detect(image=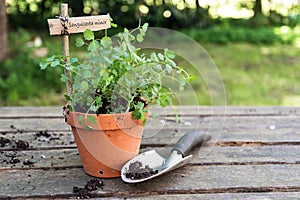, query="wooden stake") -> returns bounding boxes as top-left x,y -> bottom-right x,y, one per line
61,3 -> 73,96
47,3 -> 110,96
